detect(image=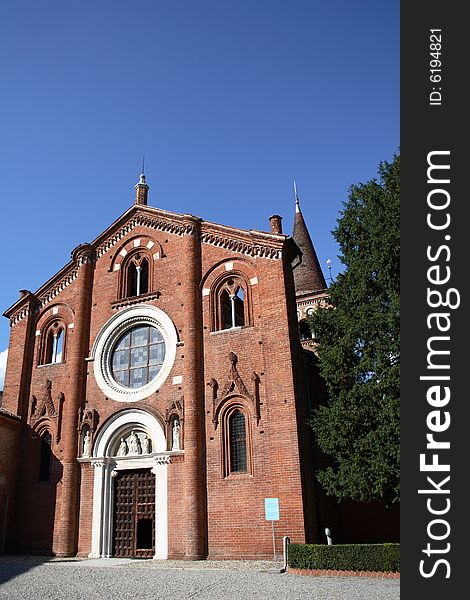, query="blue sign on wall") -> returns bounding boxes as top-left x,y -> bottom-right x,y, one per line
265,497 -> 280,521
